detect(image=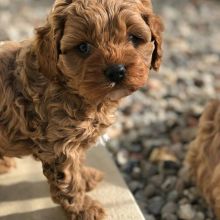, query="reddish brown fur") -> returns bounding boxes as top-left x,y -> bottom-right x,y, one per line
187,100 -> 220,219
0,0 -> 163,219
